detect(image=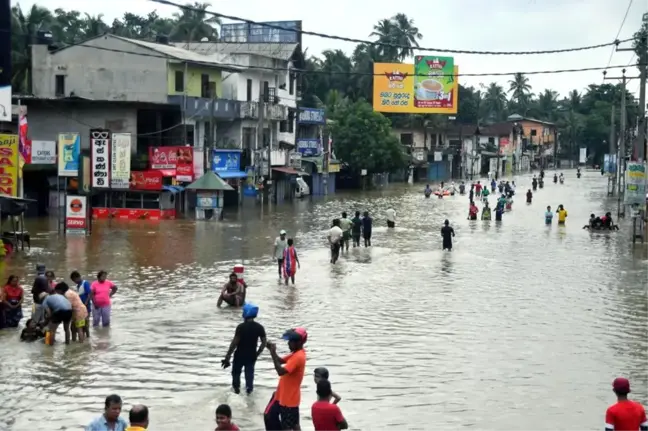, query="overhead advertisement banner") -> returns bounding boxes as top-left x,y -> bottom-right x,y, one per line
111,133 -> 131,189
373,58 -> 458,114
